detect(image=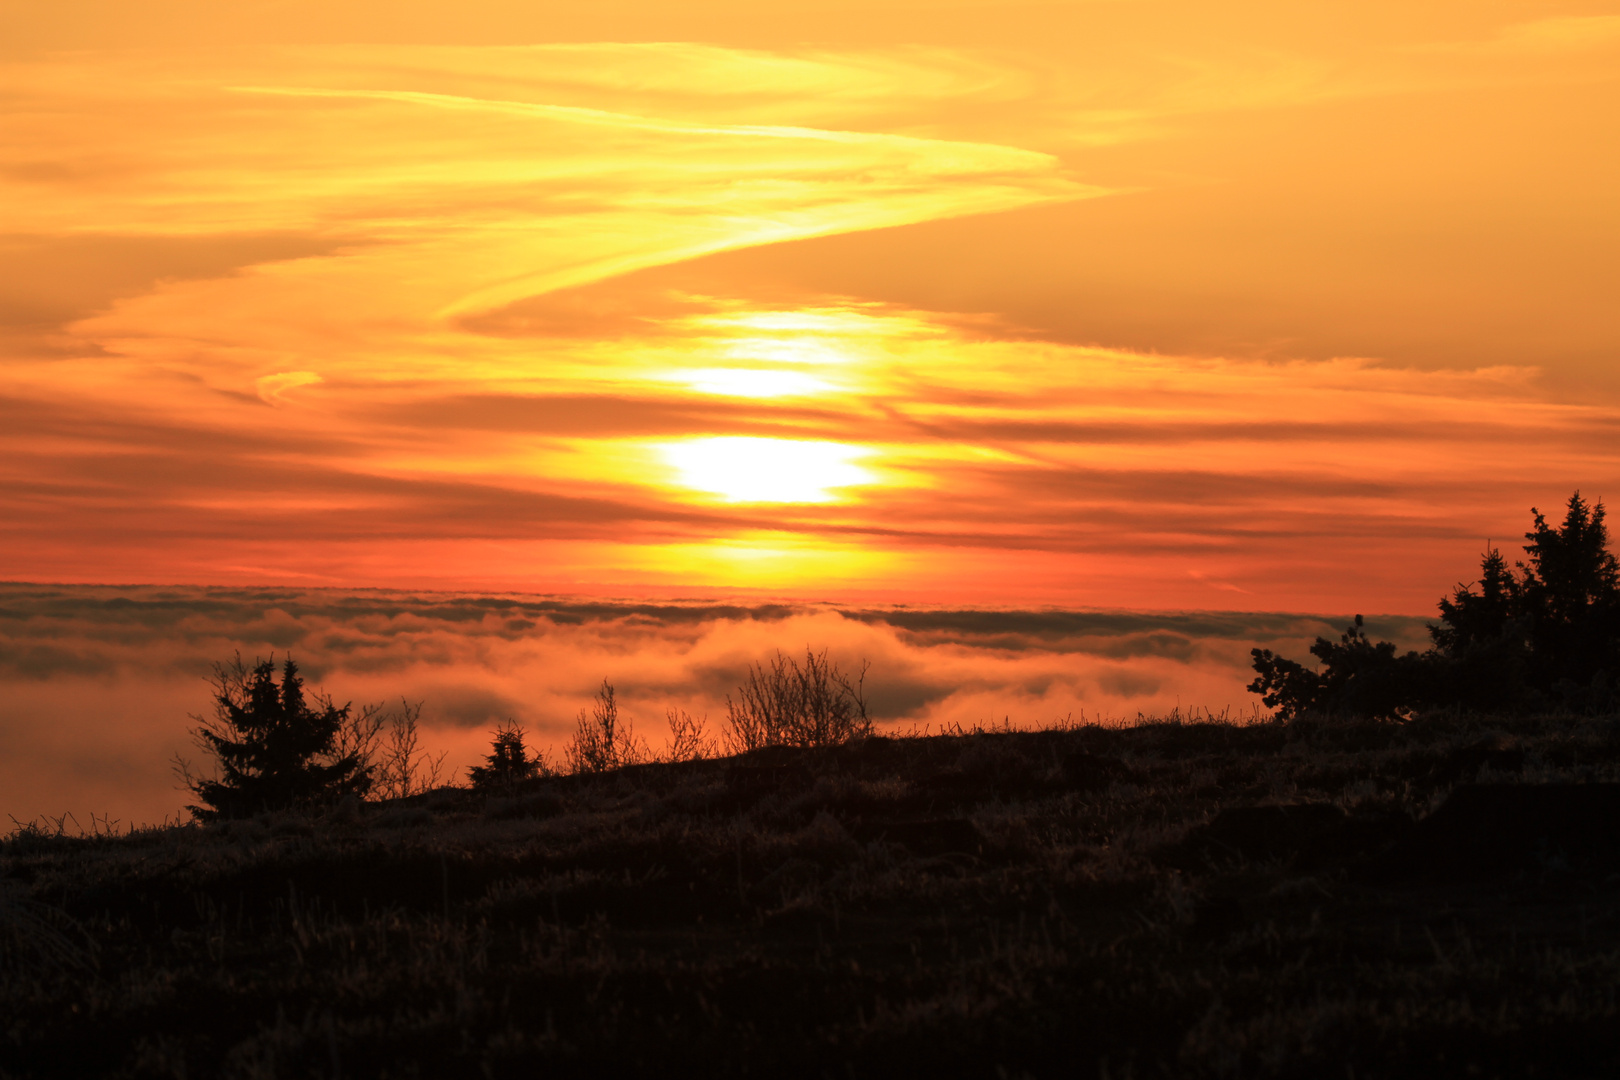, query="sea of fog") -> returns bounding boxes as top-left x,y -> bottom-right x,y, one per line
0,583 -> 1434,827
